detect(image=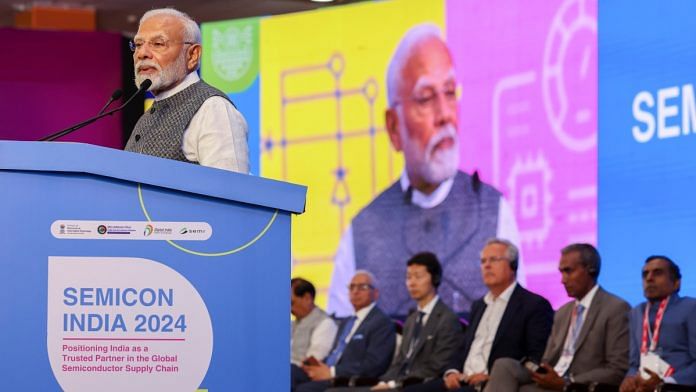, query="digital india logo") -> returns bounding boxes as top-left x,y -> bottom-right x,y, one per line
144,224 -> 154,237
